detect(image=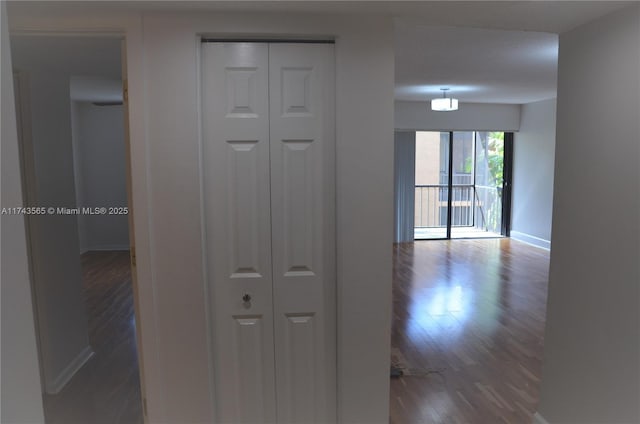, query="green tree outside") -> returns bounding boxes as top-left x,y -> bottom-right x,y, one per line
486,131 -> 504,187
